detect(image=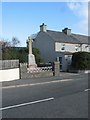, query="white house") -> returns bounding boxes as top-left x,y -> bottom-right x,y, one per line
31,23 -> 90,71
